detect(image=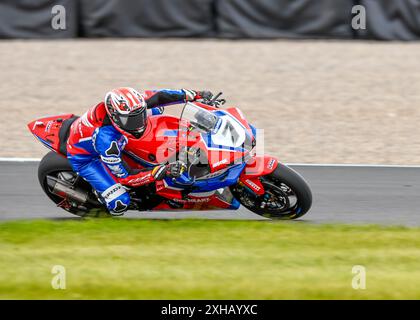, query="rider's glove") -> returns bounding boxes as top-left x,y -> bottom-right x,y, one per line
183,89 -> 213,102
152,161 -> 187,181
196,91 -> 213,101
